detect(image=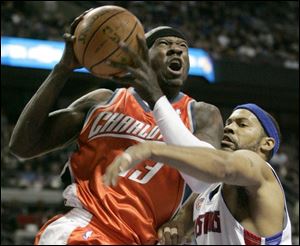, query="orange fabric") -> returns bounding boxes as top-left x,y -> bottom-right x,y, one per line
39,88 -> 195,244
66,215 -> 144,245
